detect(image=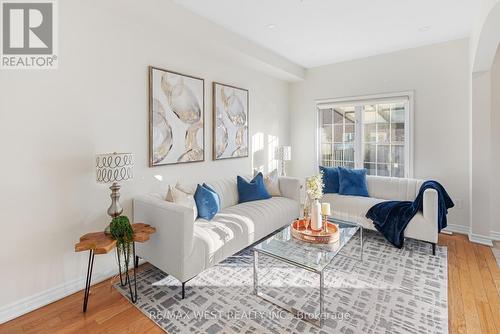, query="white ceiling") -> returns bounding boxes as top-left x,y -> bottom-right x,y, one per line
175,0 -> 479,68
